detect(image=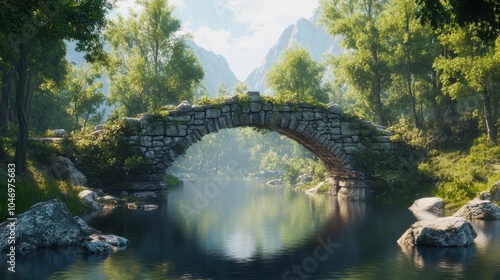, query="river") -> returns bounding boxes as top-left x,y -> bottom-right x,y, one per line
2,179 -> 500,279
